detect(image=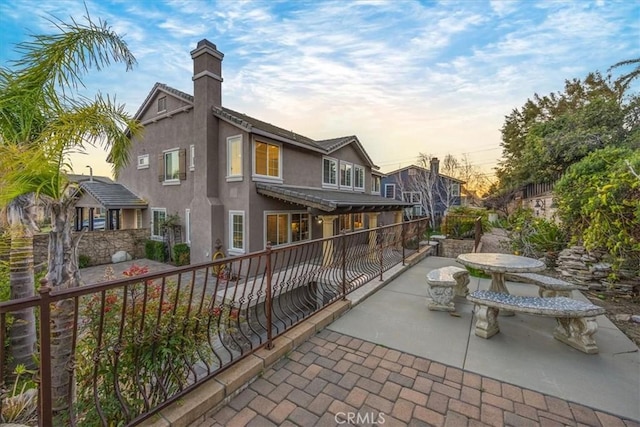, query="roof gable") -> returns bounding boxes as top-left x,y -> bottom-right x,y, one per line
133,82 -> 194,121
384,165 -> 464,184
